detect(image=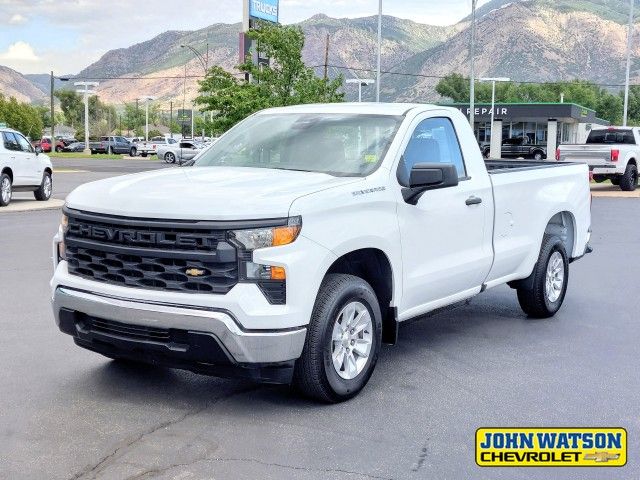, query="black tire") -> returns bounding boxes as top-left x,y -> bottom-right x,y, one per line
517,235 -> 569,319
292,274 -> 382,403
164,152 -> 176,164
141,152 -> 147,157
532,150 -> 545,161
55,146 -> 63,153
611,177 -> 620,186
107,146 -> 113,155
0,173 -> 12,207
34,172 -> 52,201
130,147 -> 137,157
619,163 -> 638,191
592,174 -> 606,183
